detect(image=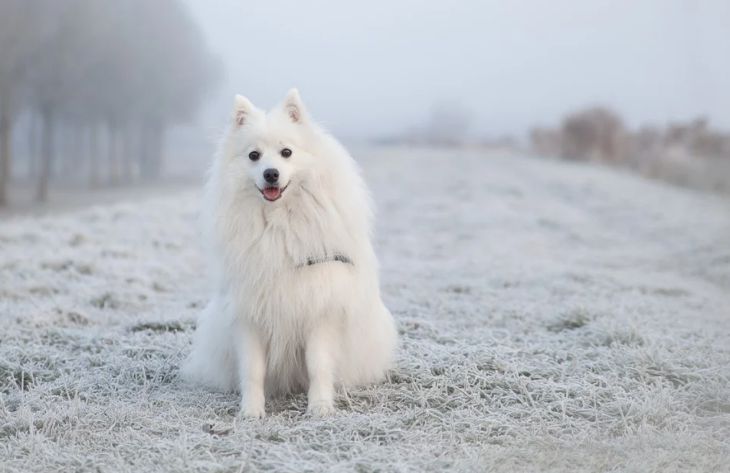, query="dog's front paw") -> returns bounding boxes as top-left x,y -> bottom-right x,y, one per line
239,399 -> 266,419
307,399 -> 336,417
